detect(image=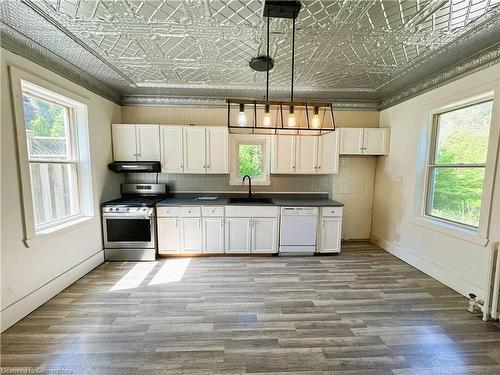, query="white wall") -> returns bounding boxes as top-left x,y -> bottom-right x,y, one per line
372,62 -> 500,299
1,49 -> 122,331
